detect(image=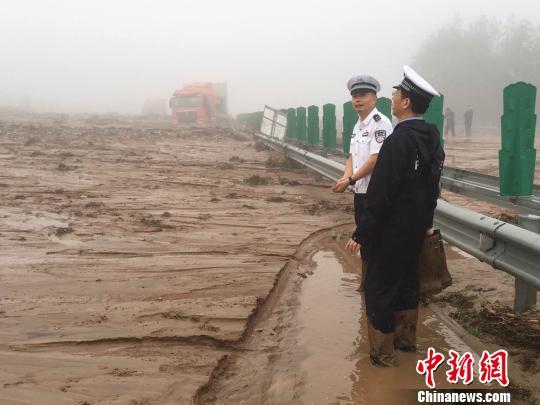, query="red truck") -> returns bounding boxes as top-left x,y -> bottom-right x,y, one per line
169,82 -> 227,124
